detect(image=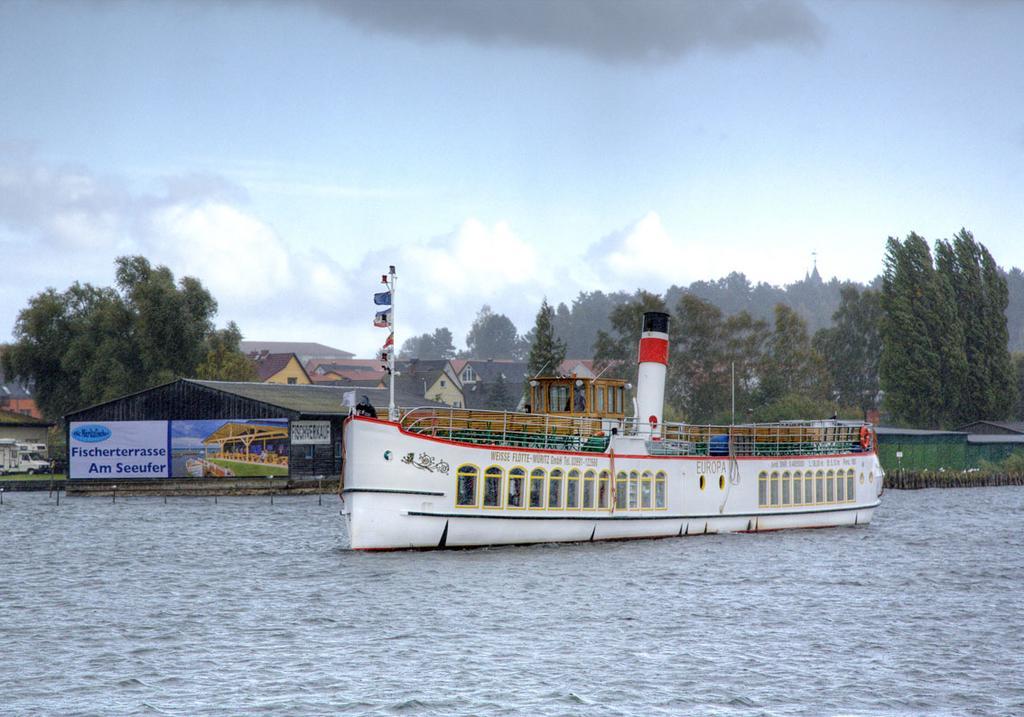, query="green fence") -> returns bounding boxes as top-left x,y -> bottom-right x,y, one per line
877,432 -> 1024,472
